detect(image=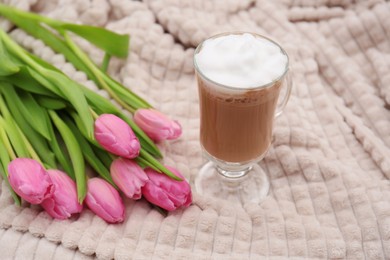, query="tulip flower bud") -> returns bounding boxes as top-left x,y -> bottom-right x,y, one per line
110,158 -> 149,200
142,166 -> 192,211
94,114 -> 140,159
8,158 -> 53,204
134,109 -> 182,142
40,170 -> 83,219
85,178 -> 125,223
